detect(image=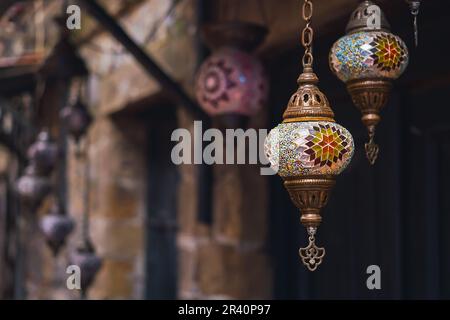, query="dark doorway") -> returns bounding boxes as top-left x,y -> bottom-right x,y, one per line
145,105 -> 179,299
